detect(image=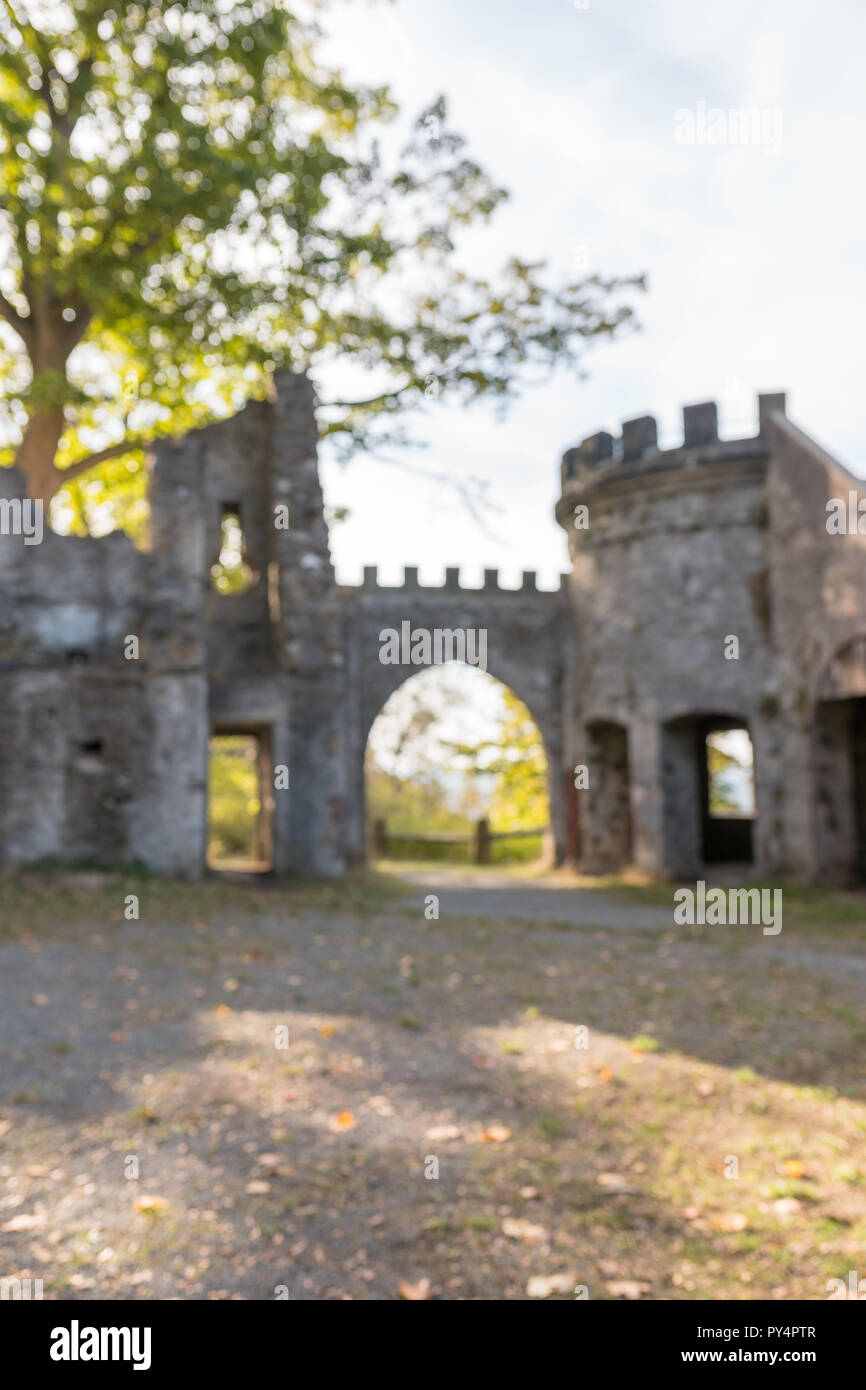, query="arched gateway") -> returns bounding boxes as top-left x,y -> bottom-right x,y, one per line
342,566 -> 575,865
